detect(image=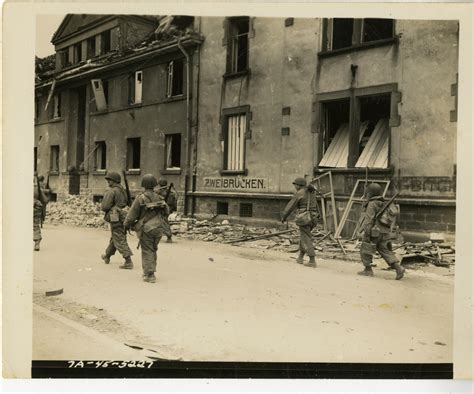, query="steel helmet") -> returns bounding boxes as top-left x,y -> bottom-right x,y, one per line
158,178 -> 168,187
105,171 -> 121,184
292,177 -> 307,187
367,183 -> 382,197
142,174 -> 158,189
